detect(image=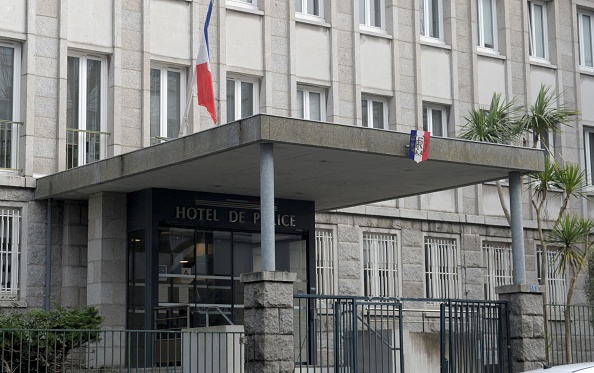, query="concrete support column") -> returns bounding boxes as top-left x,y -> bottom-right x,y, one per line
87,192 -> 127,329
260,143 -> 275,271
496,285 -> 546,372
509,171 -> 526,285
241,271 -> 296,373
